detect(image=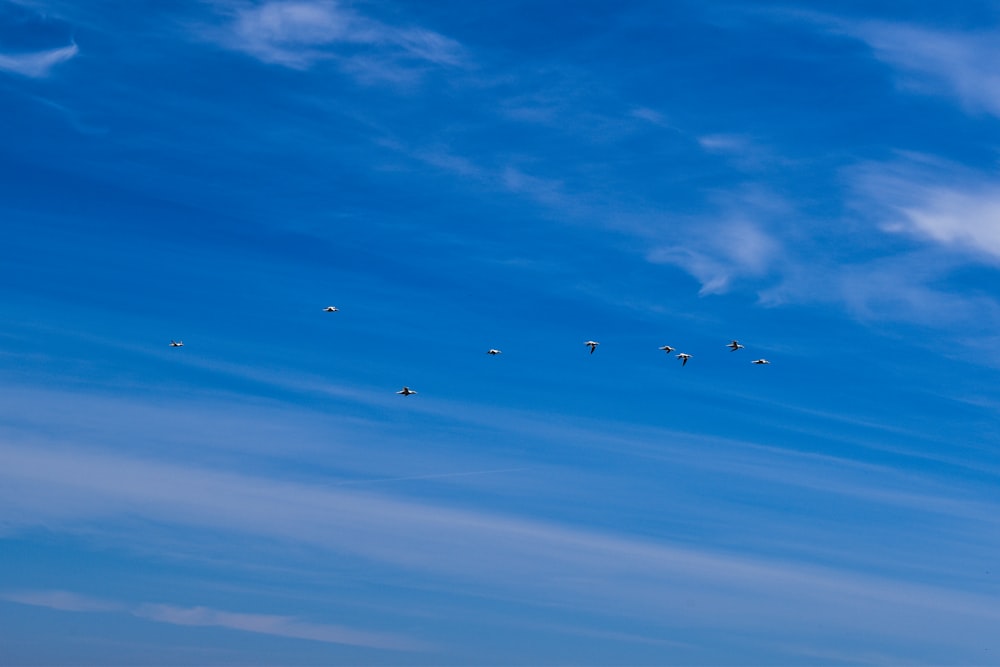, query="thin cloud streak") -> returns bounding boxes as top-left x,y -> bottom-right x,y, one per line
759,10 -> 1000,118
1,589 -> 122,613
758,251 -> 1000,330
744,154 -> 1000,337
2,590 -> 424,651
0,43 -> 78,77
845,20 -> 1000,117
328,467 -> 531,487
647,155 -> 1000,337
2,441 -> 998,644
647,218 -> 782,295
205,0 -> 463,74
134,603 -> 427,651
4,370 -> 993,510
853,155 -> 1000,262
